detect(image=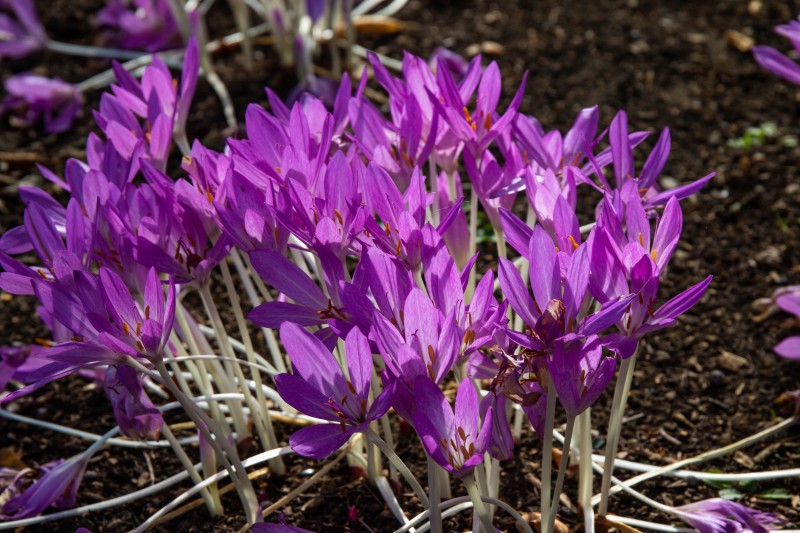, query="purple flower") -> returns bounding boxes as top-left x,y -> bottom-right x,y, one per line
1,455 -> 89,519
274,323 -> 395,459
412,376 -> 493,477
590,194 -> 713,357
1,74 -> 82,134
672,498 -> 783,533
498,224 -> 633,353
95,0 -> 184,52
774,286 -> 800,359
371,287 -> 460,420
104,364 -> 163,440
754,17 -> 800,85
548,336 -> 616,418
91,267 -> 176,361
0,0 -> 46,59
598,110 -> 714,207
429,47 -> 470,80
